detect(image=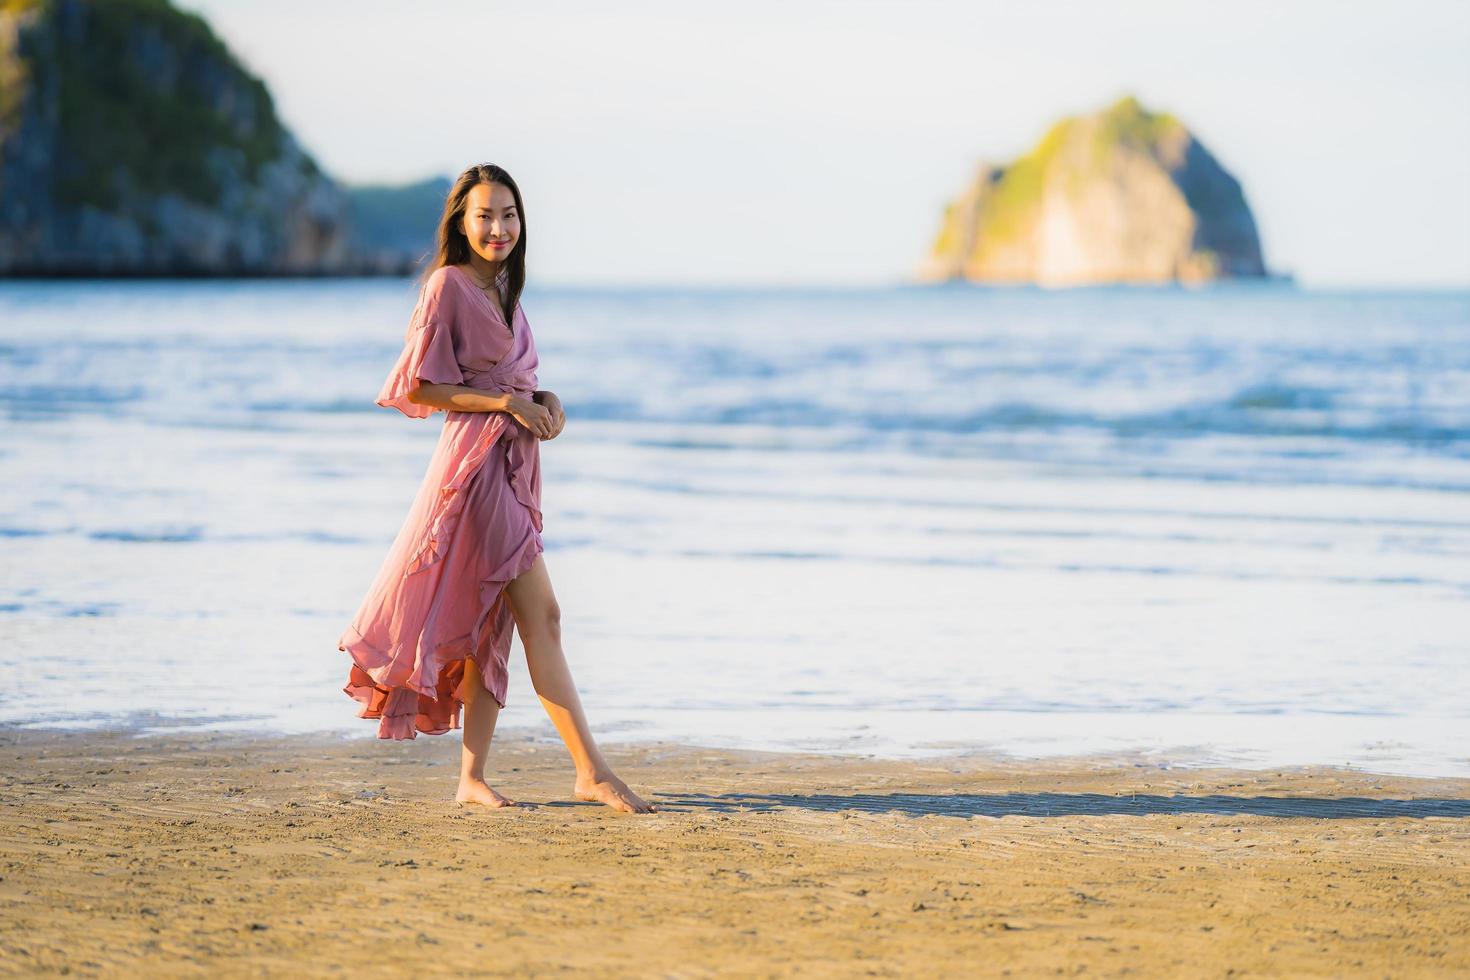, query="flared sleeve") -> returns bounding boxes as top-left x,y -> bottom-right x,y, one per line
375,269 -> 465,419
